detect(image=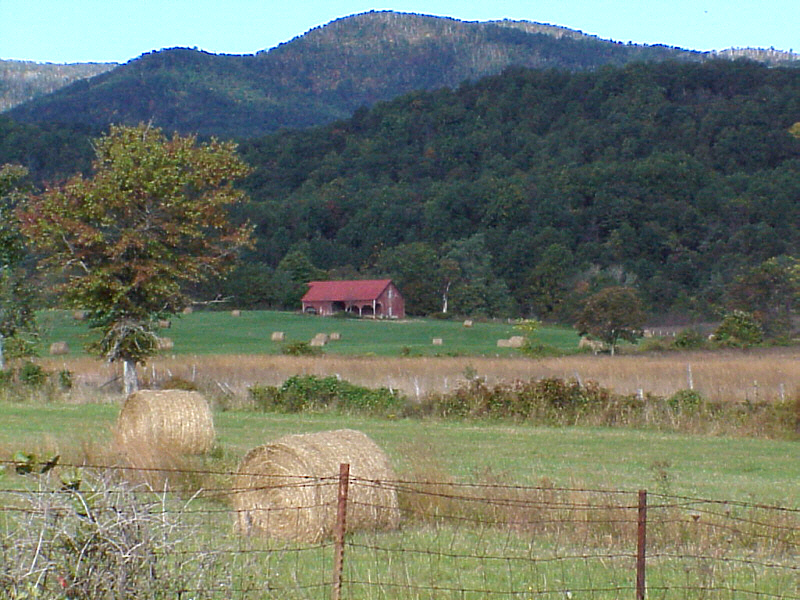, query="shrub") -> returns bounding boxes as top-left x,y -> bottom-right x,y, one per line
0,471 -> 207,599
248,375 -> 404,415
160,375 -> 199,391
667,389 -> 704,413
281,340 -> 322,356
714,310 -> 763,347
18,362 -> 46,386
673,328 -> 706,350
58,369 -> 73,390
